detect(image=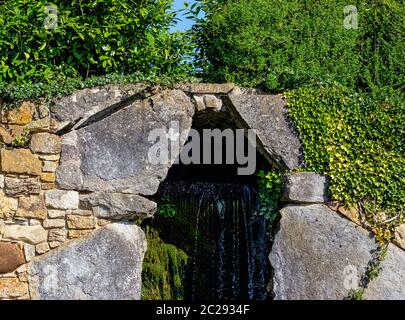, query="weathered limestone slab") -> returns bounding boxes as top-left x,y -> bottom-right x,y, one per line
50,84 -> 148,132
28,222 -> 147,300
178,83 -> 235,94
47,210 -> 66,219
193,94 -> 224,112
1,101 -> 35,125
42,219 -> 65,229
224,93 -> 302,169
27,117 -> 51,133
3,225 -> 47,245
47,229 -> 67,243
66,215 -> 96,230
4,176 -> 40,196
56,89 -> 194,195
0,243 -> 25,274
0,192 -> 18,219
40,172 -> 56,183
44,190 -> 79,210
269,204 -> 378,300
1,149 -> 42,176
38,154 -> 59,161
71,210 -> 92,216
0,278 -> 29,299
35,243 -> 50,255
0,126 -> 13,144
68,229 -> 92,239
24,244 -> 36,263
394,224 -> 405,251
29,133 -> 61,154
282,172 -> 328,203
15,195 -> 47,220
42,161 -> 58,173
80,192 -> 156,219
365,244 -> 405,300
